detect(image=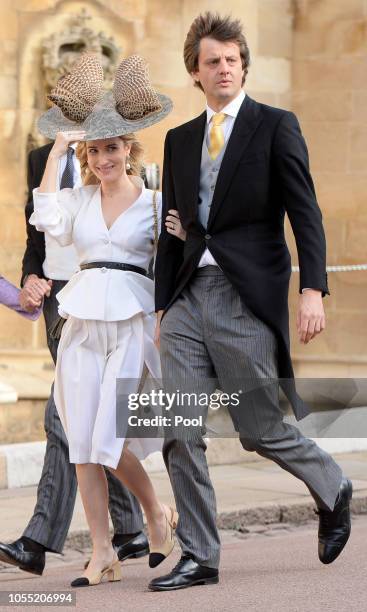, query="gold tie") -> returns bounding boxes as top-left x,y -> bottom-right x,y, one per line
208,112 -> 226,160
